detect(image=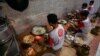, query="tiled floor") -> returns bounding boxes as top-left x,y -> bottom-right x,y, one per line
60,46 -> 76,56
89,17 -> 100,56
89,34 -> 100,56
95,42 -> 100,56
